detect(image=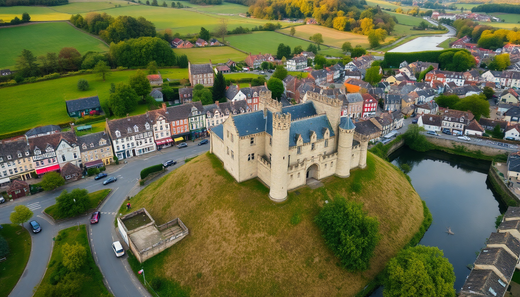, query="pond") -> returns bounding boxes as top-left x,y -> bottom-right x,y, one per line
369,147 -> 506,296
